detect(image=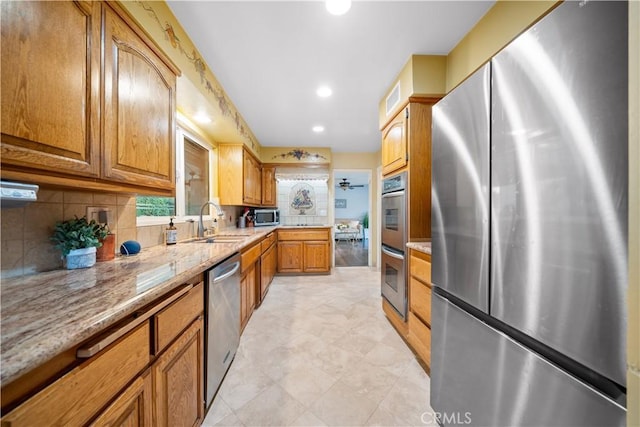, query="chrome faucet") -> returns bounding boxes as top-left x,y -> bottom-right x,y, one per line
198,201 -> 225,238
